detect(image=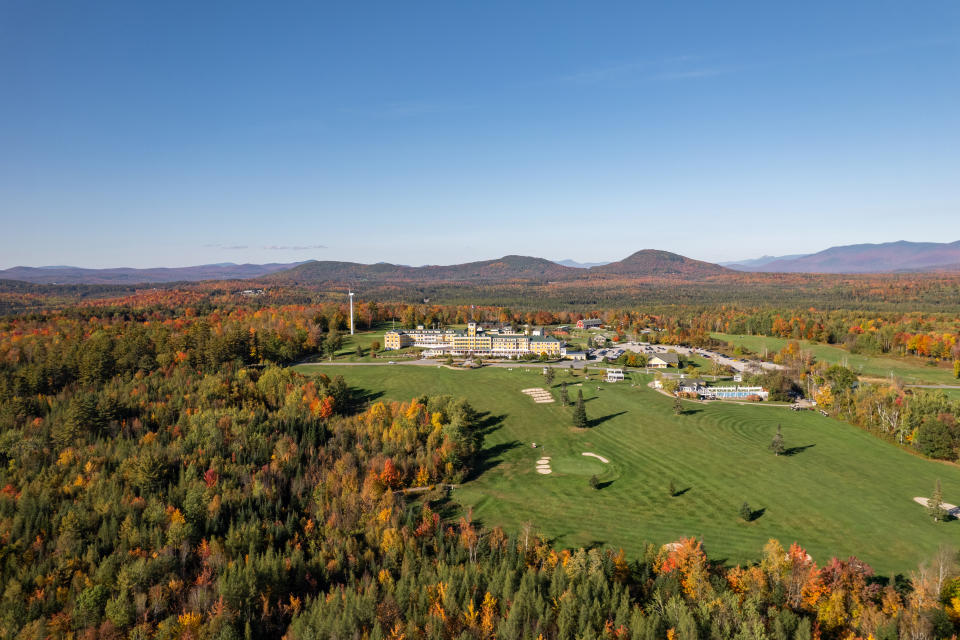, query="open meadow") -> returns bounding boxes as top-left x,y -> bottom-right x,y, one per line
713,332 -> 960,386
294,363 -> 960,575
